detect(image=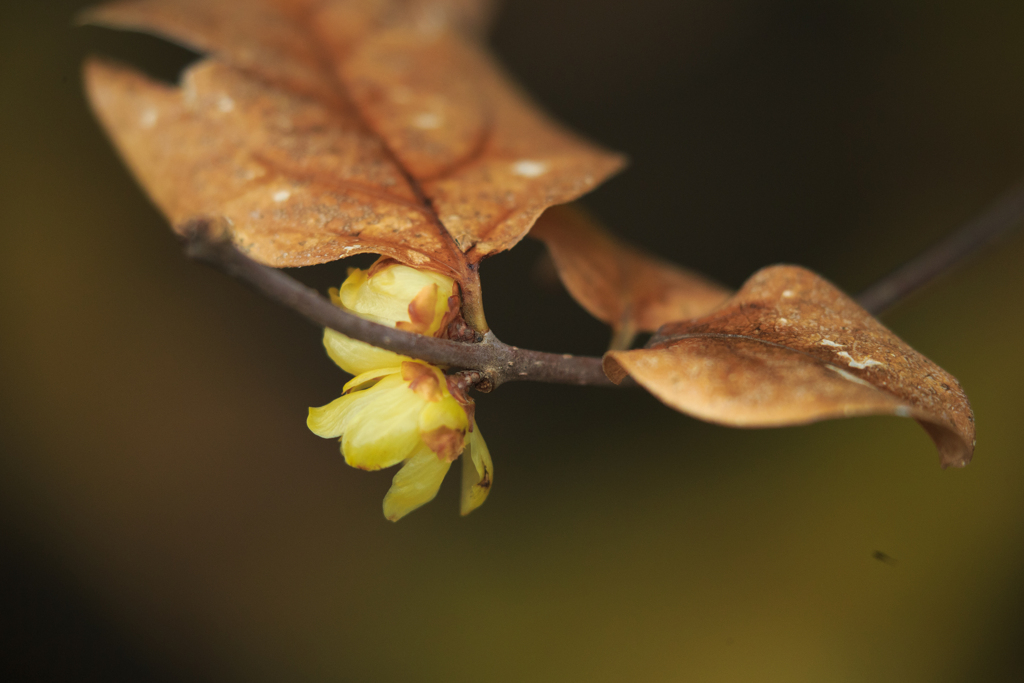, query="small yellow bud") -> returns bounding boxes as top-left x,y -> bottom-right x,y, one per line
323,261 -> 457,375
